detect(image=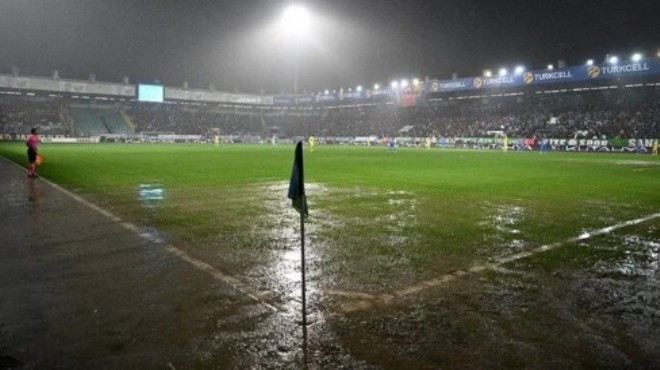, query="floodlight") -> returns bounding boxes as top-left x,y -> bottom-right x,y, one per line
401,79 -> 409,88
631,53 -> 642,62
547,64 -> 554,70
324,89 -> 329,95
281,5 -> 311,36
356,85 -> 363,92
348,88 -> 352,92
586,59 -> 594,66
413,78 -> 420,86
391,81 -> 399,89
657,50 -> 660,58
499,68 -> 508,76
514,66 -> 525,75
374,83 -> 380,90
483,70 -> 492,77
608,56 -> 618,64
